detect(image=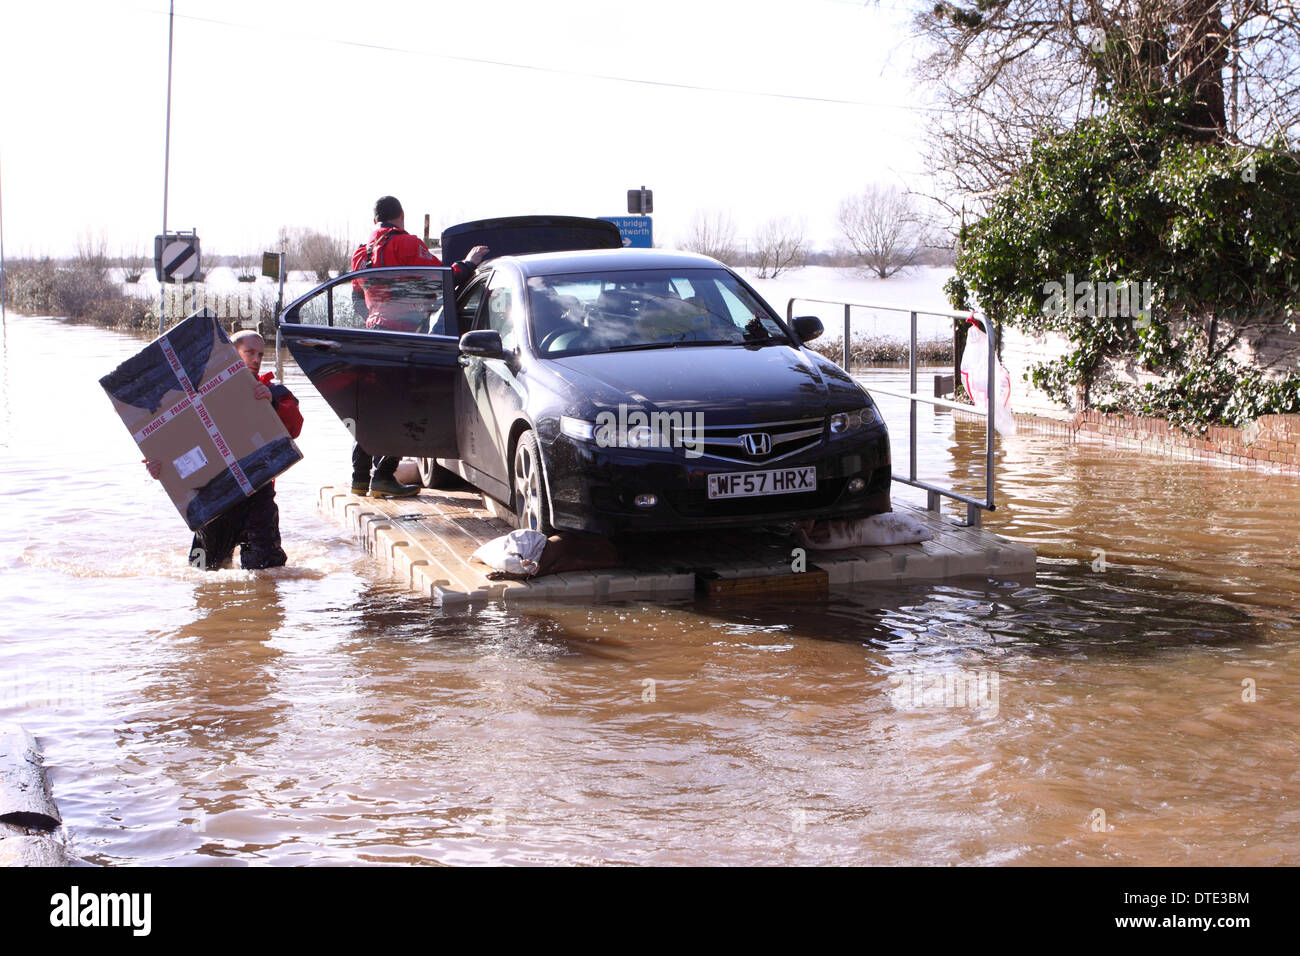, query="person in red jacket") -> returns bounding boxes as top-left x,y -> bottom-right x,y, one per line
348,195 -> 487,497
144,330 -> 303,570
350,195 -> 488,331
